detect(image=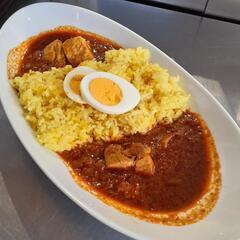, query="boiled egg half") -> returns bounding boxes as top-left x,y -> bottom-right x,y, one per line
80,72 -> 140,114
63,66 -> 96,104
